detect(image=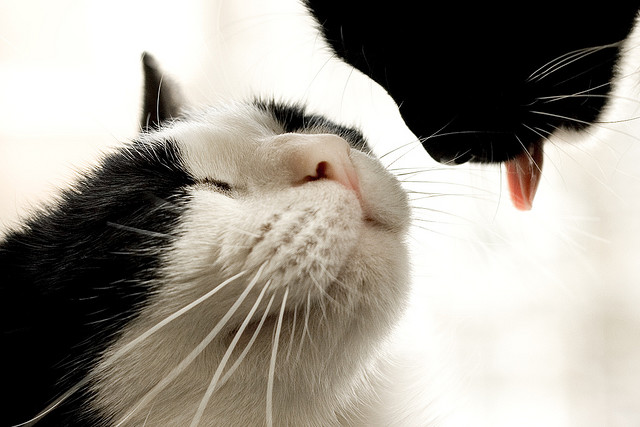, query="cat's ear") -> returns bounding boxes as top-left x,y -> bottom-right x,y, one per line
140,52 -> 183,131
